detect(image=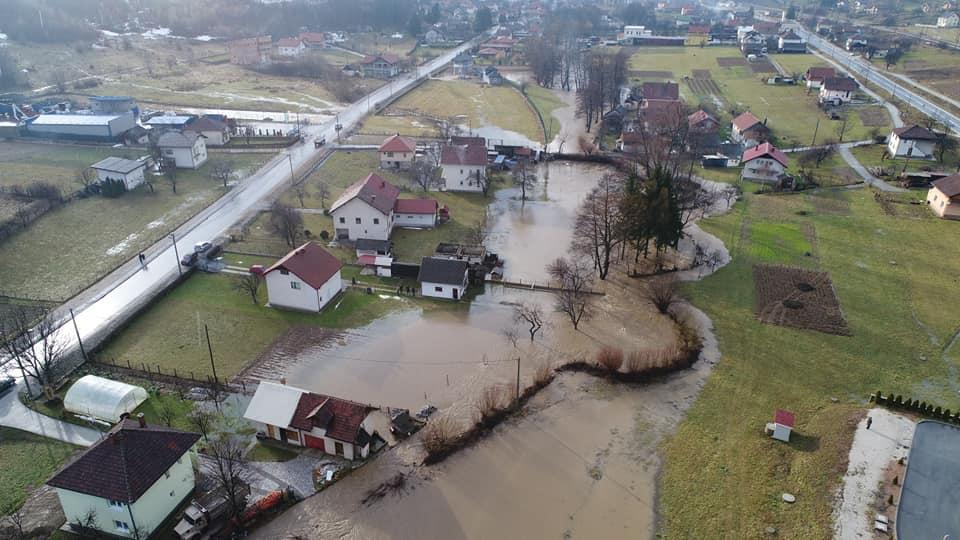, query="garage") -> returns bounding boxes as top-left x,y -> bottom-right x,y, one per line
304,434 -> 326,451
